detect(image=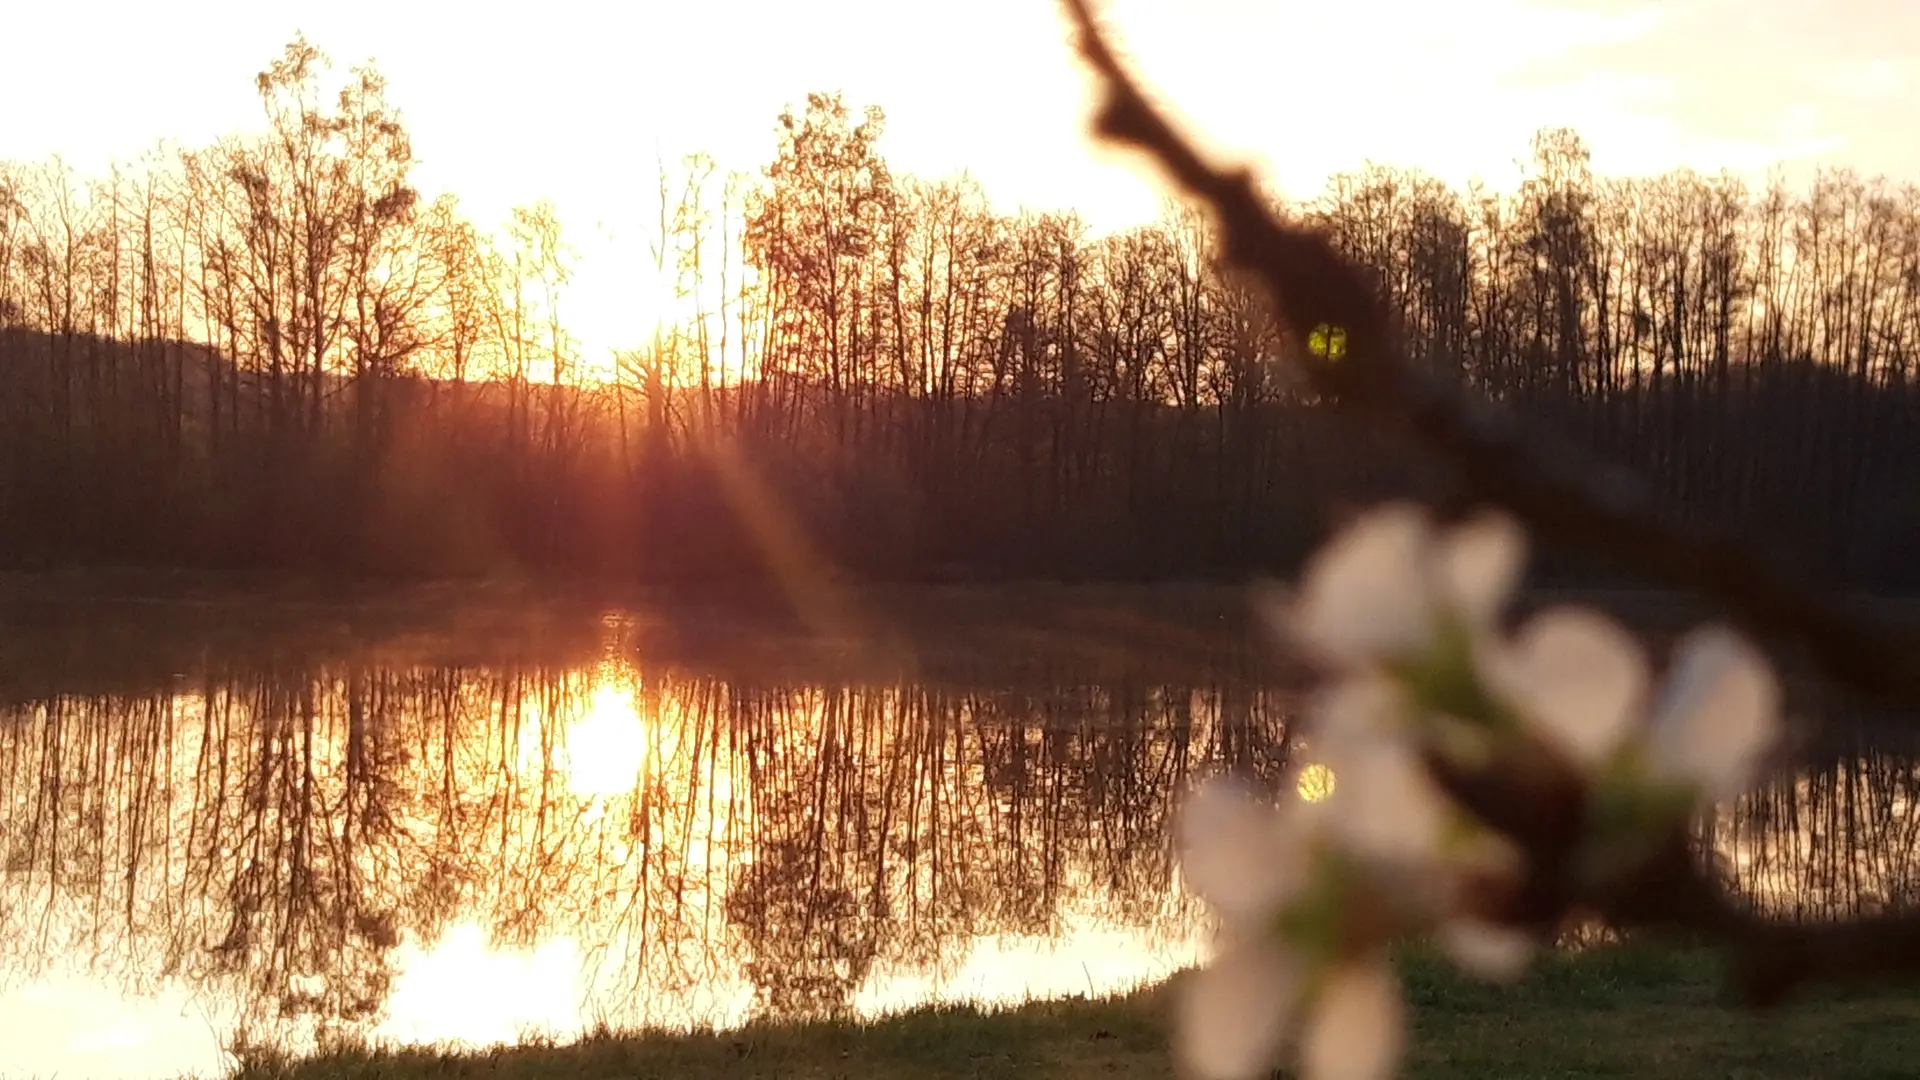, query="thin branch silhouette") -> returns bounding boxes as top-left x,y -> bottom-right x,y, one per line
1057,0 -> 1920,718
